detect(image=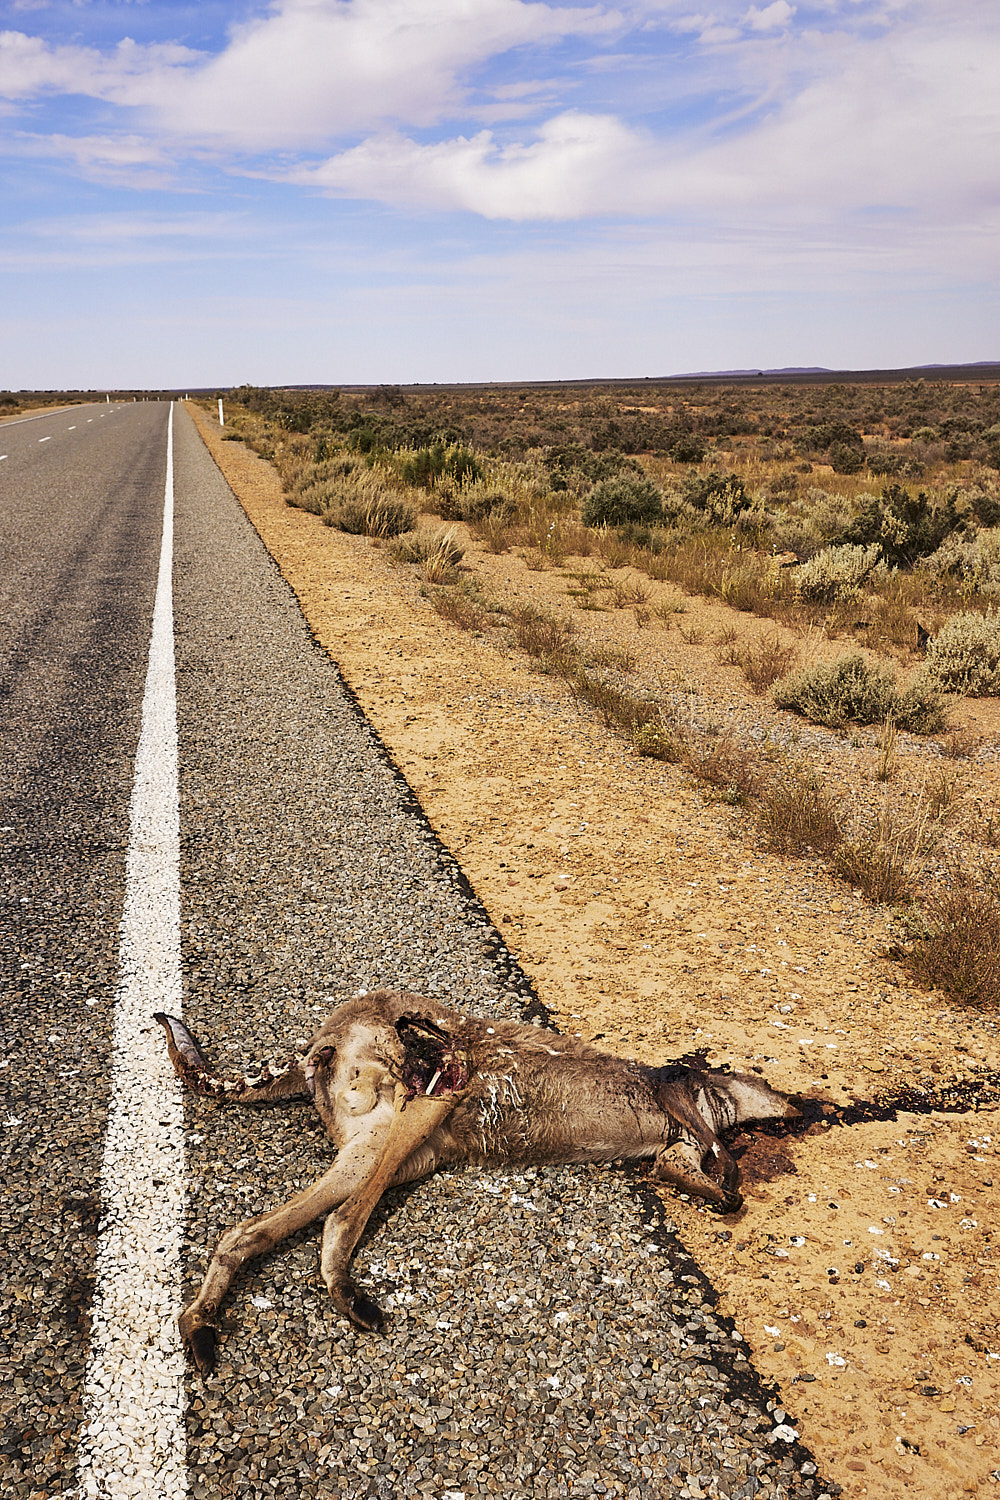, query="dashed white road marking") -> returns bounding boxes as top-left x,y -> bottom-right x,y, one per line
69,425 -> 77,430
39,435 -> 52,443
0,404 -> 76,428
78,404 -> 188,1500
